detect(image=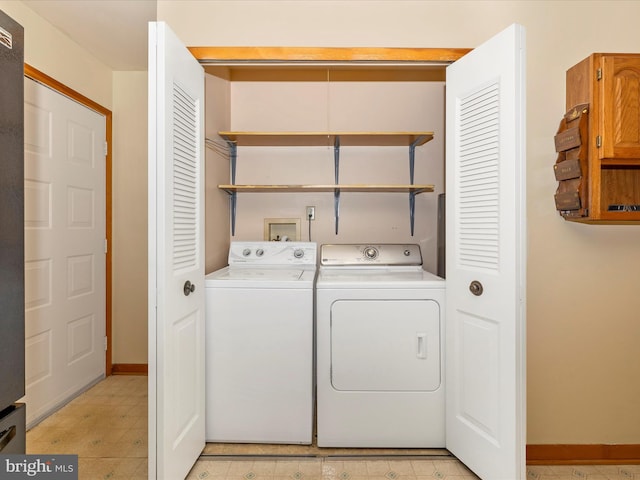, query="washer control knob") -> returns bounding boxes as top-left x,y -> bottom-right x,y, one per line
364,247 -> 378,260
404,249 -> 411,256
293,249 -> 304,259
242,248 -> 251,257
256,249 -> 264,257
